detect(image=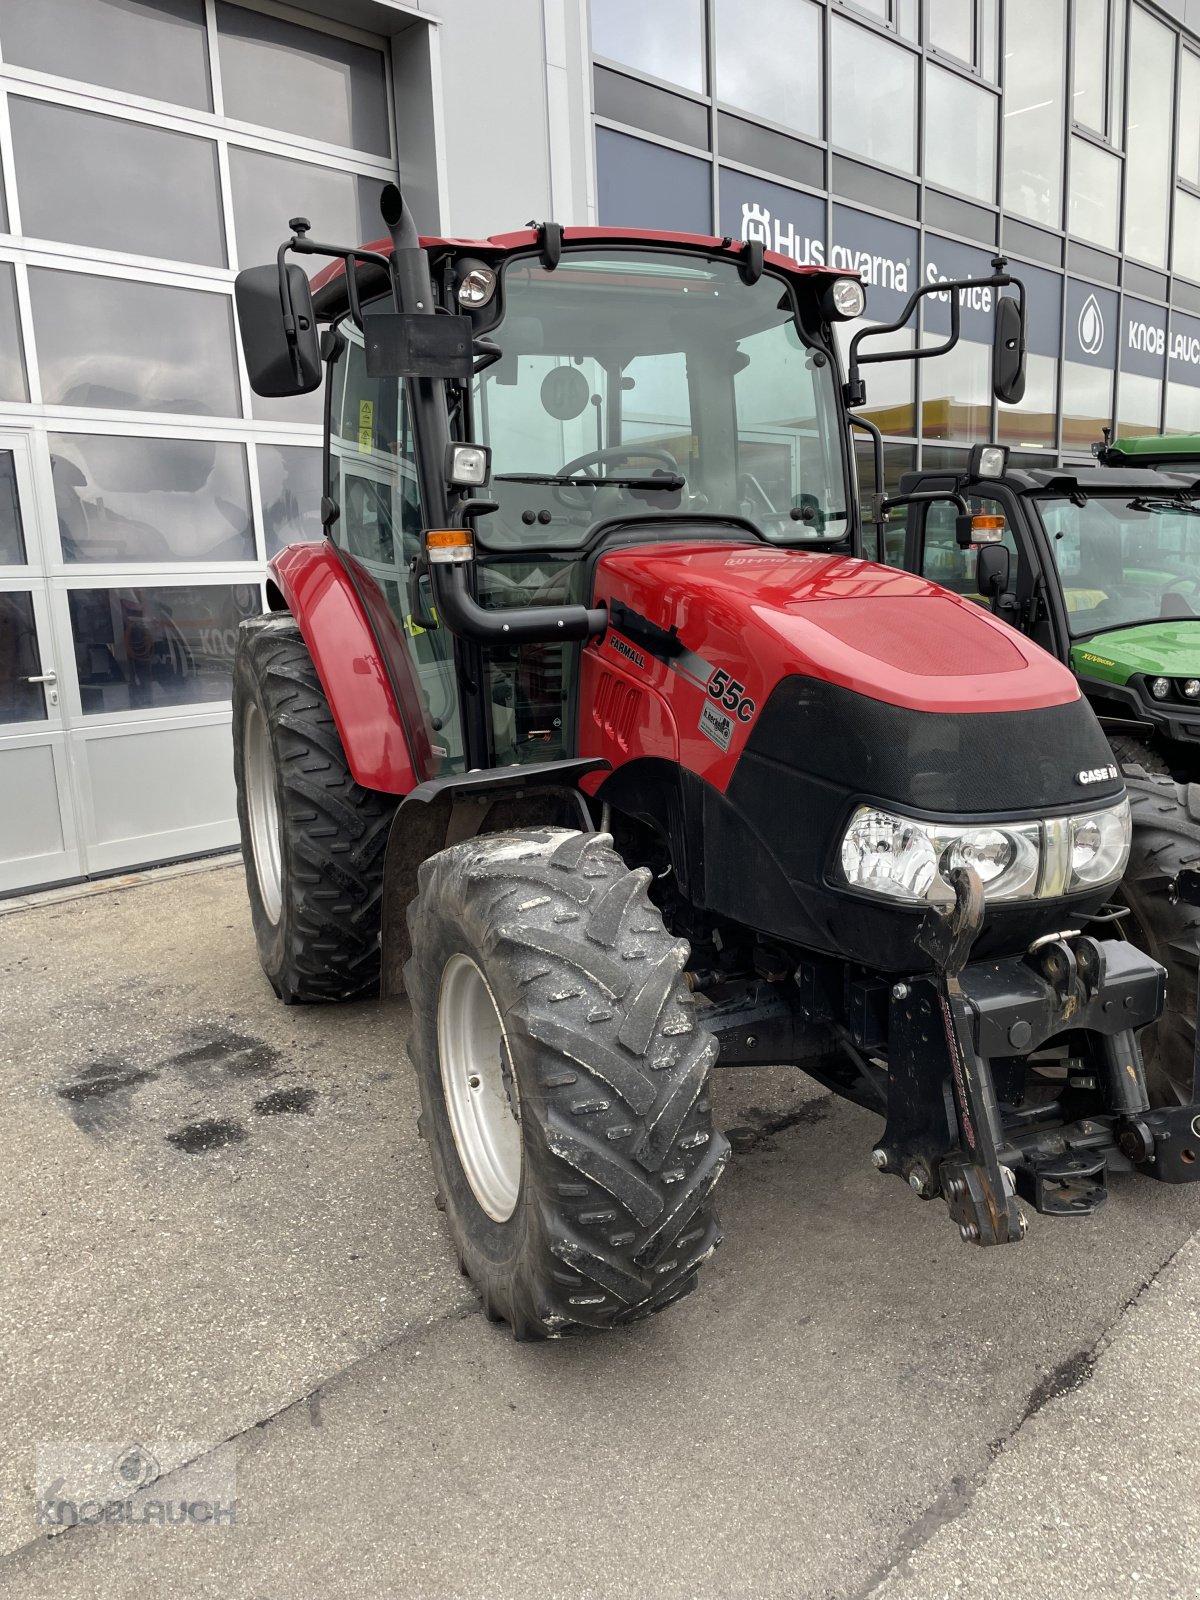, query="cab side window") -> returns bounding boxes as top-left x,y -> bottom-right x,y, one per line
922,496 -> 1017,604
